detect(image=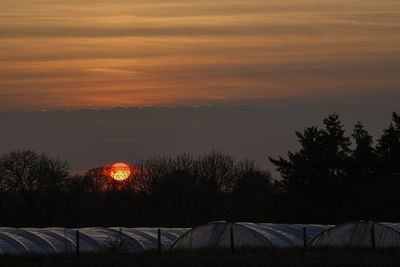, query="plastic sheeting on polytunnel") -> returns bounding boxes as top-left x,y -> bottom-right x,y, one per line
0,227 -> 189,254
170,221 -> 331,250
309,221 -> 400,248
